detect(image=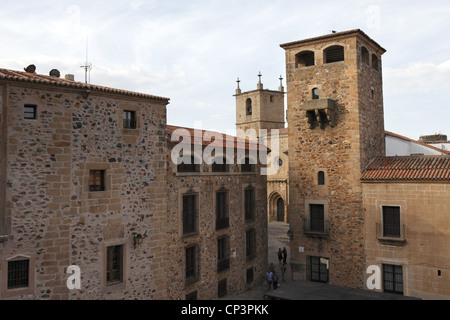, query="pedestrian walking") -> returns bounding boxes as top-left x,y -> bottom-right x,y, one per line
282,247 -> 287,265
277,248 -> 283,264
272,271 -> 278,290
265,269 -> 273,290
281,263 -> 286,281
